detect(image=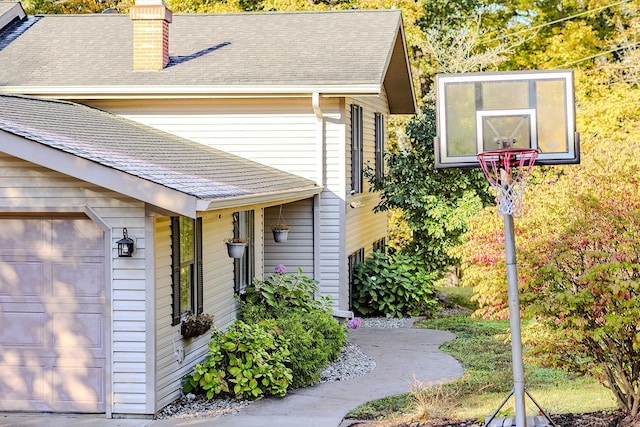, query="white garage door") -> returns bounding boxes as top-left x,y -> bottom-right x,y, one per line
0,216 -> 106,413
